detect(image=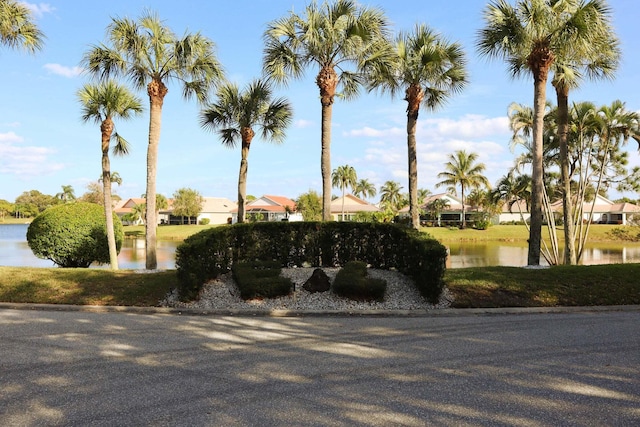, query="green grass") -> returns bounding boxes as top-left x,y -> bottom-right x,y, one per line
124,224 -> 220,240
445,263 -> 640,308
0,267 -> 177,306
